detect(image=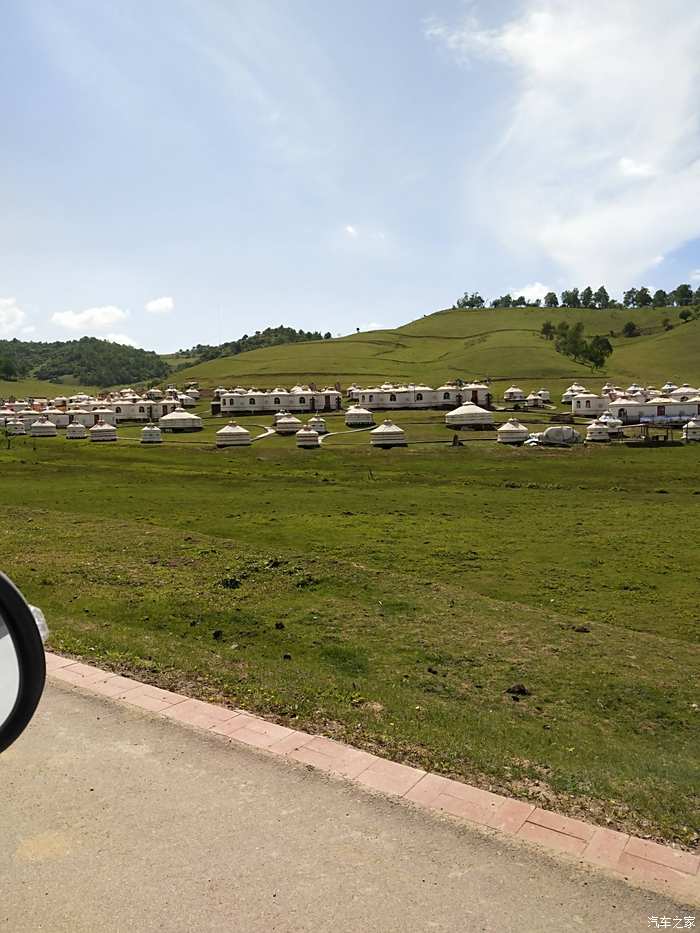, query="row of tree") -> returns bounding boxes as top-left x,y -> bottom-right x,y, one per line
454,283 -> 700,310
173,326 -> 331,365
